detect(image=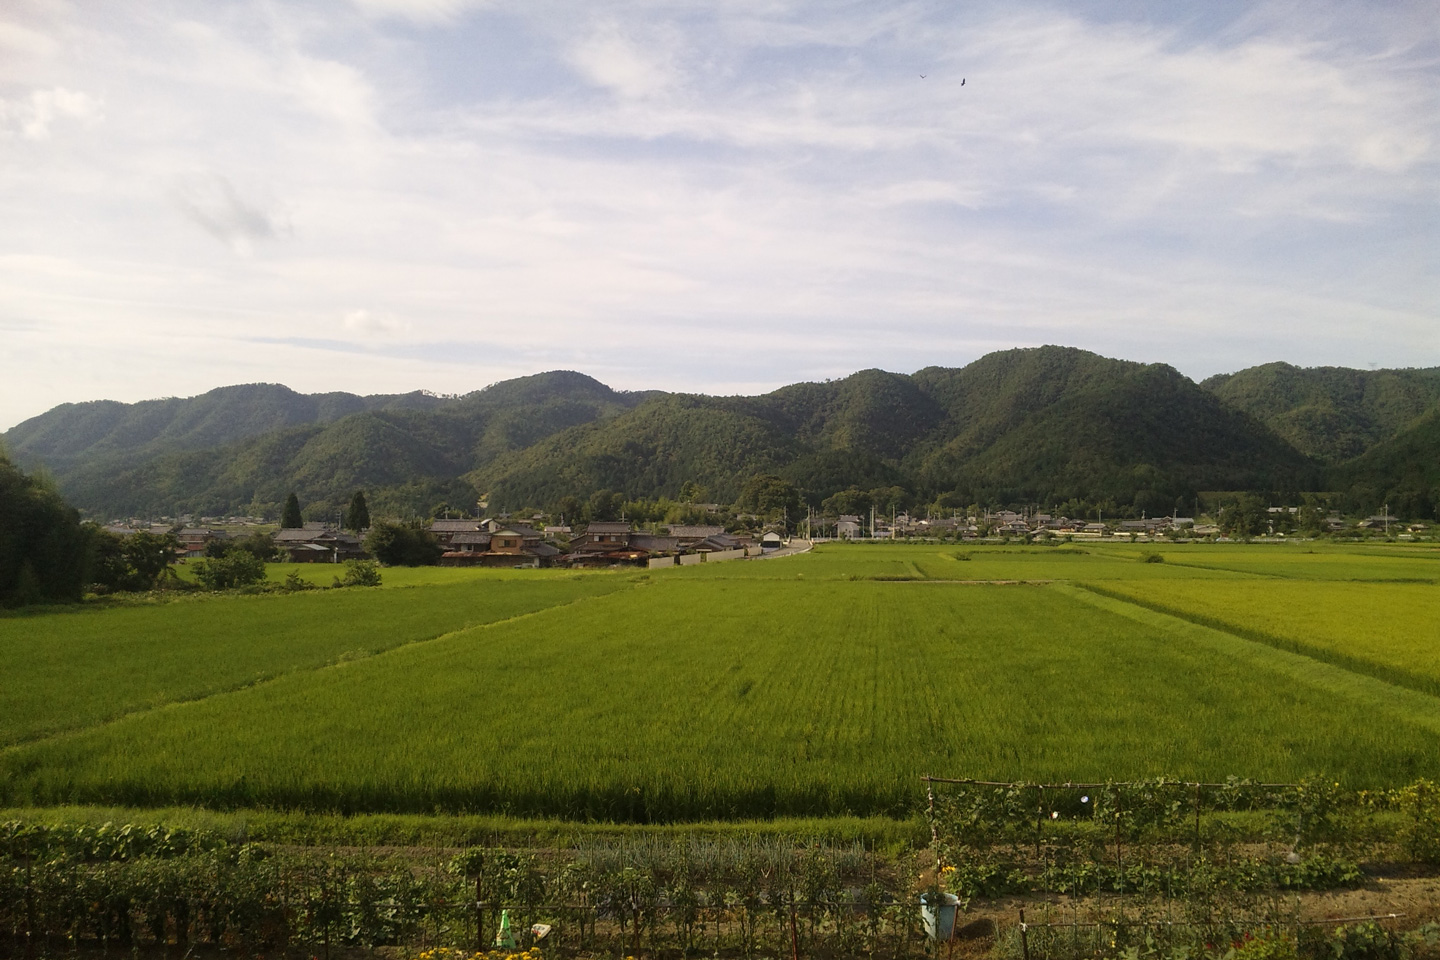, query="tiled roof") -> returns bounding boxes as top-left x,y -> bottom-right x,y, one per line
274,528 -> 325,541
583,521 -> 633,534
430,519 -> 483,532
668,525 -> 725,538
691,534 -> 742,551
